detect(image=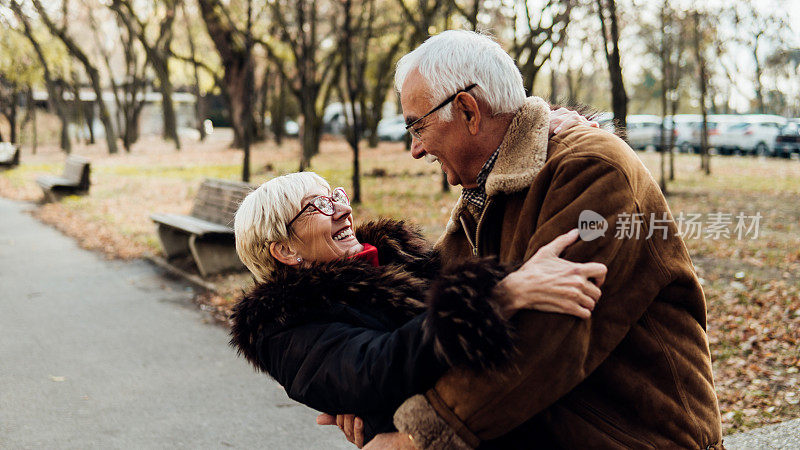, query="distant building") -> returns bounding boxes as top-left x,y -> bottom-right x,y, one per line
33,89 -> 197,139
